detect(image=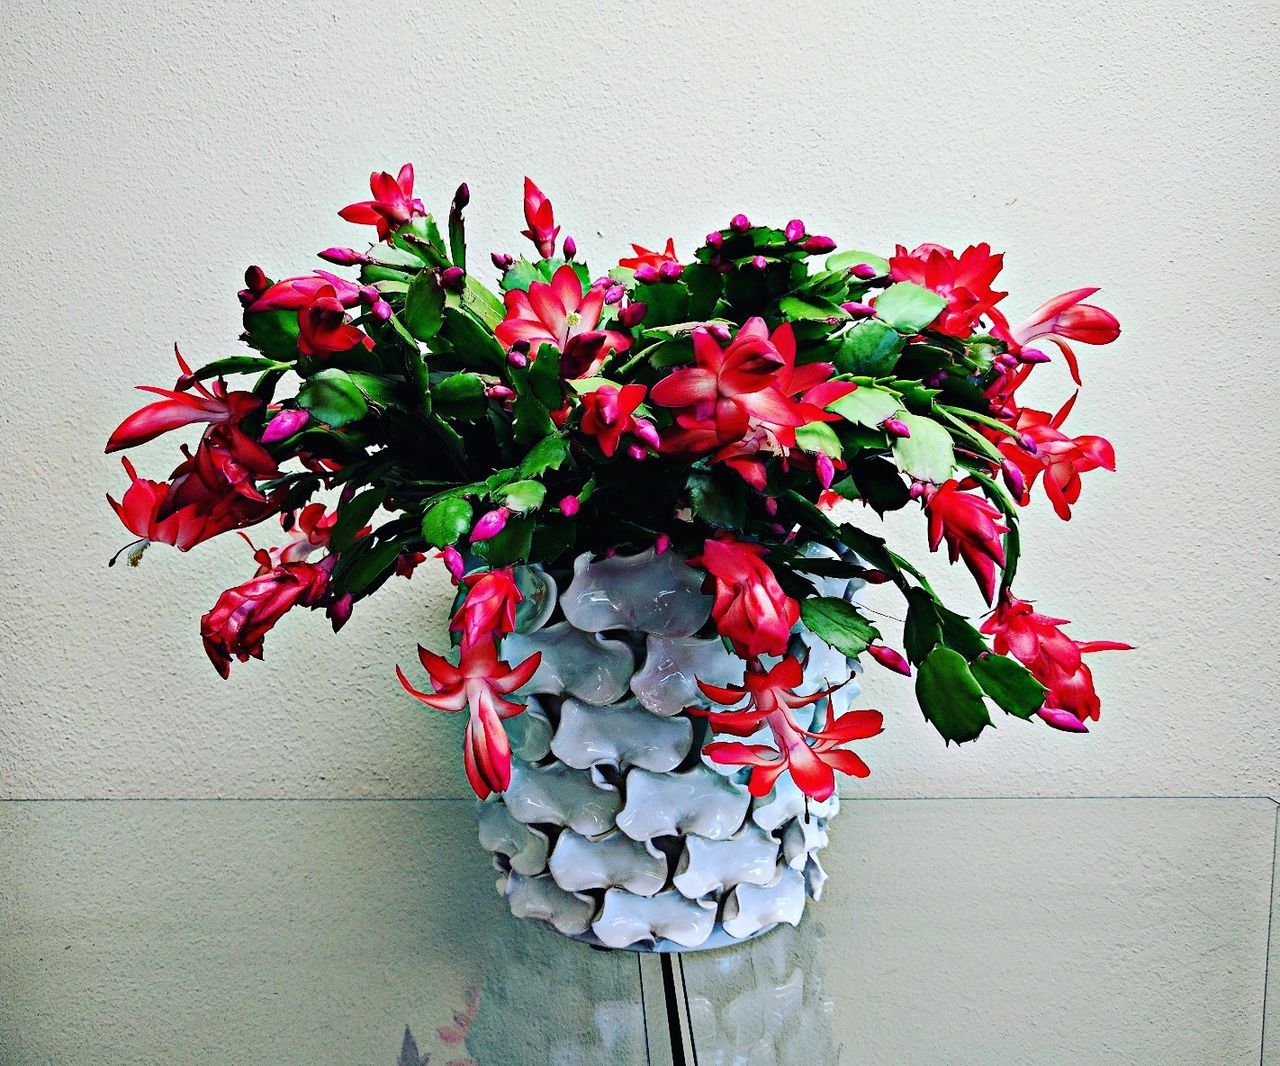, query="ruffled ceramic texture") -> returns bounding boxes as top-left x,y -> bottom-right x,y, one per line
476,550 -> 863,952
